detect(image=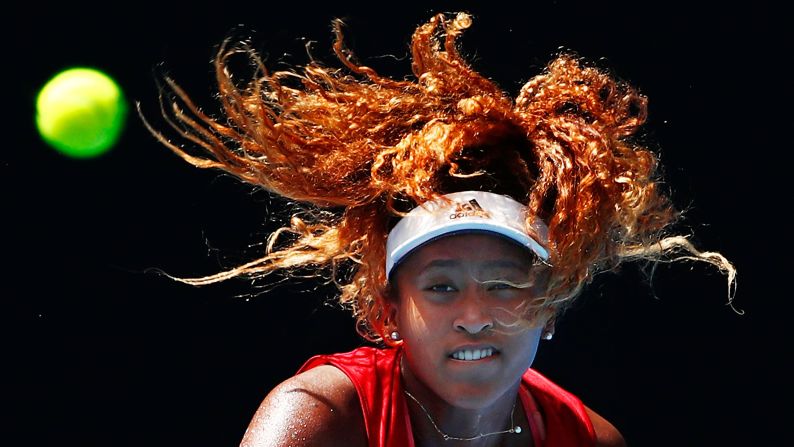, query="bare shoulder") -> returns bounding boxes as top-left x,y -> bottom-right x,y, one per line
239,365 -> 367,447
584,405 -> 628,447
